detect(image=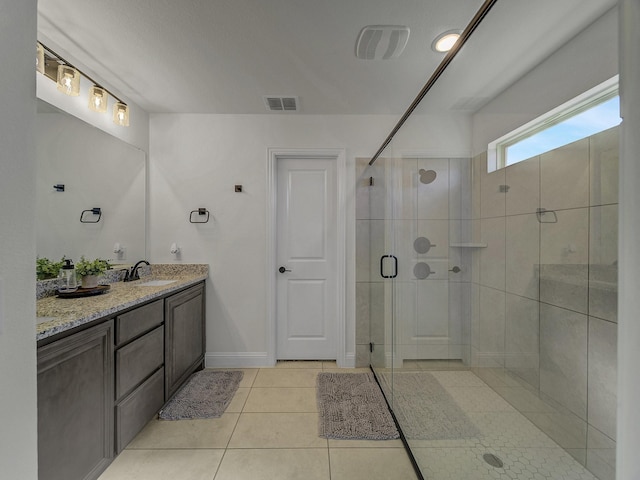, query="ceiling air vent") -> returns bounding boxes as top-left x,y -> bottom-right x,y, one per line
263,96 -> 300,112
356,25 -> 410,60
